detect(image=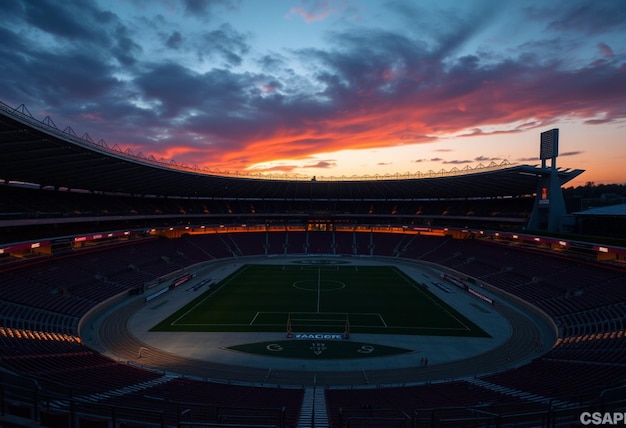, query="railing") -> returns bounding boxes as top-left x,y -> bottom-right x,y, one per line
0,377 -> 293,428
